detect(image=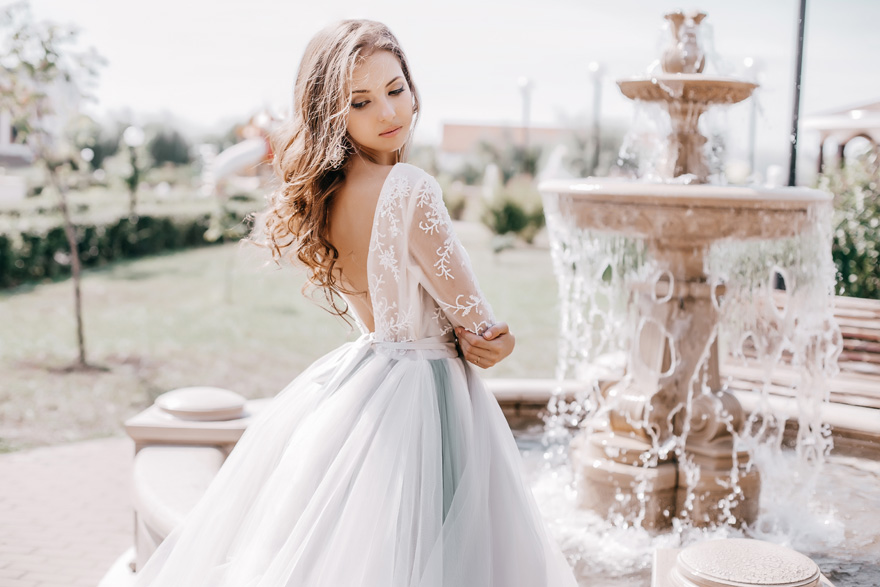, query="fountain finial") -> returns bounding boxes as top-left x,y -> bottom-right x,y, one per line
617,10 -> 757,182
662,10 -> 707,74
